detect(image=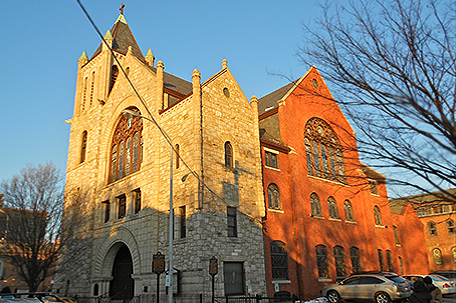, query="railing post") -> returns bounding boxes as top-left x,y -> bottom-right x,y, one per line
255,294 -> 261,303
